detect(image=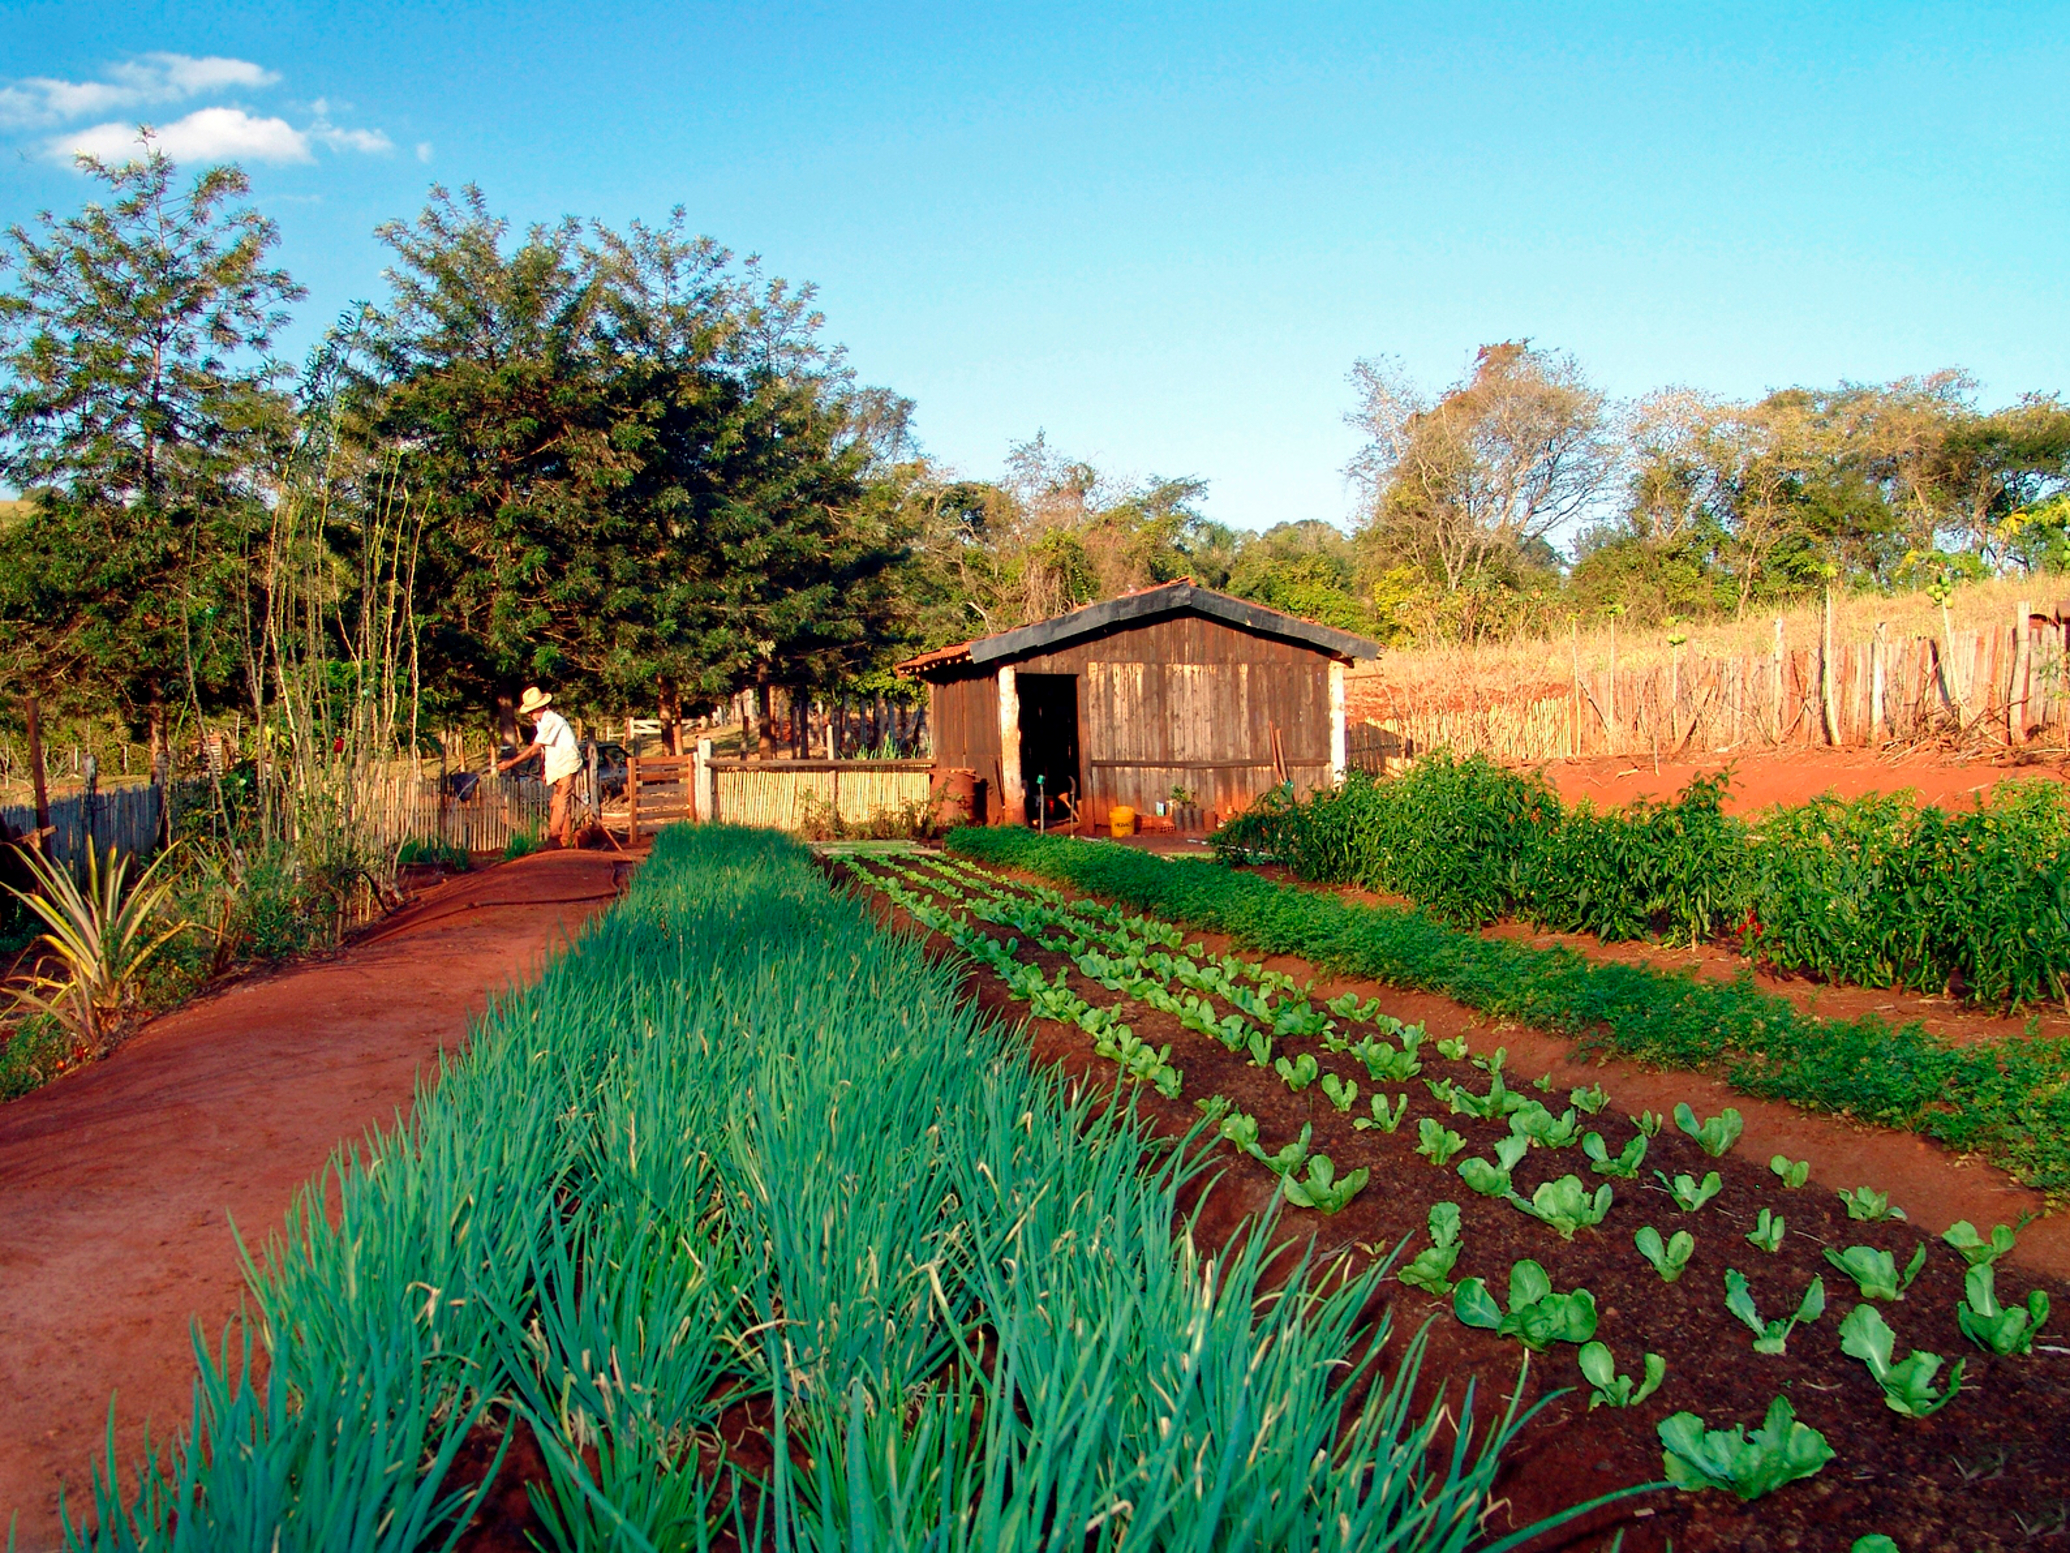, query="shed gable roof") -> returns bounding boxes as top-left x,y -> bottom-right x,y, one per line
970,581 -> 1376,667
